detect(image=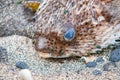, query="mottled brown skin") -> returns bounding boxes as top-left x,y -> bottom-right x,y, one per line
33,0 -> 112,58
